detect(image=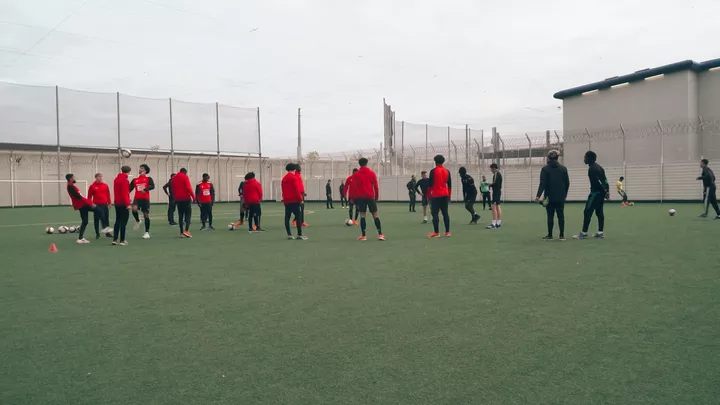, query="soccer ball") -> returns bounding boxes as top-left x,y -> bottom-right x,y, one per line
669,209 -> 676,216
58,226 -> 67,234
68,226 -> 77,233
345,219 -> 354,226
629,202 -> 635,206
228,223 -> 236,231
45,226 -> 55,234
120,148 -> 132,158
